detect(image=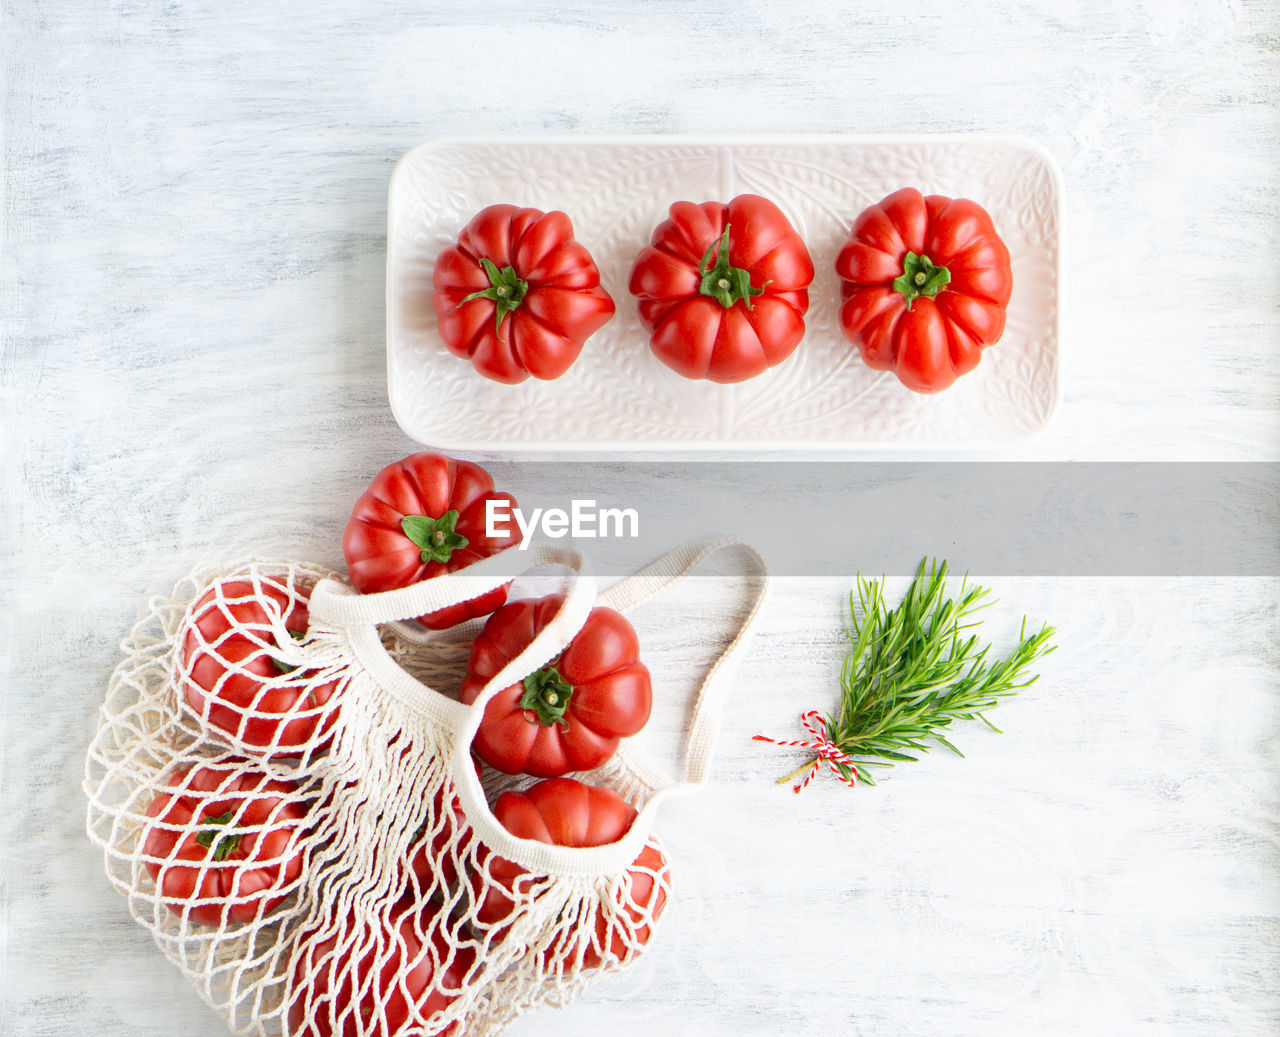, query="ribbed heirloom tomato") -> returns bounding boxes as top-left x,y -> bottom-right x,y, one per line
834,187 -> 1014,393
628,193 -> 814,383
458,595 -> 652,777
141,763 -> 308,927
343,452 -> 520,630
432,204 -> 615,383
180,577 -> 340,757
472,777 -> 669,969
